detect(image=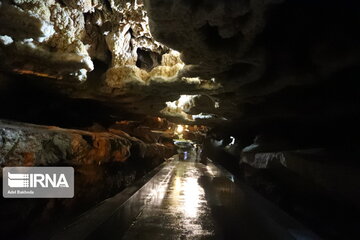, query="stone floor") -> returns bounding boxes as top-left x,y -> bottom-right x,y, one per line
54,154 -> 319,240
121,156 -> 318,240
122,160 -> 218,240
